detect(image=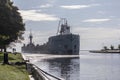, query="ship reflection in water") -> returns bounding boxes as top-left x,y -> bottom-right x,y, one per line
24,53 -> 80,80
46,58 -> 80,80
34,57 -> 80,80
24,51 -> 120,80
